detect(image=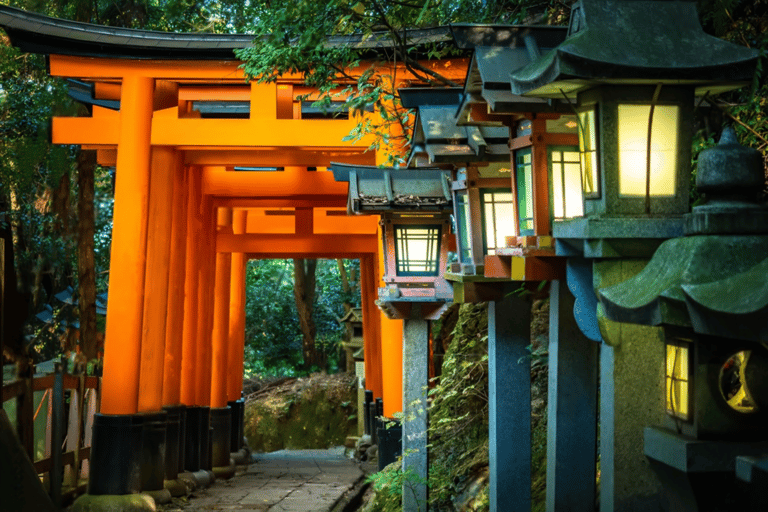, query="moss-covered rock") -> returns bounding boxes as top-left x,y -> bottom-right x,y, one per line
243,373 -> 357,452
